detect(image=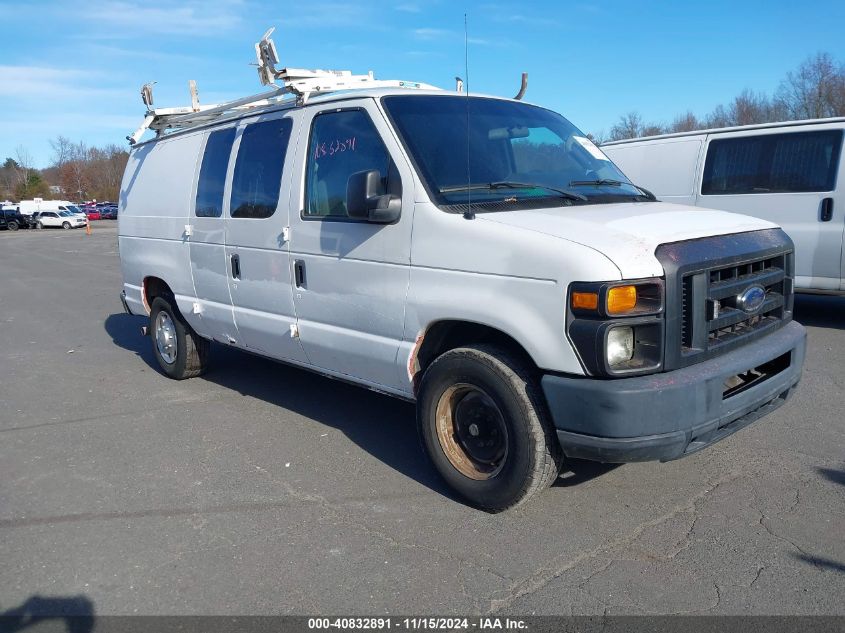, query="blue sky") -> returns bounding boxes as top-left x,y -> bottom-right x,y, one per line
1,0 -> 844,168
